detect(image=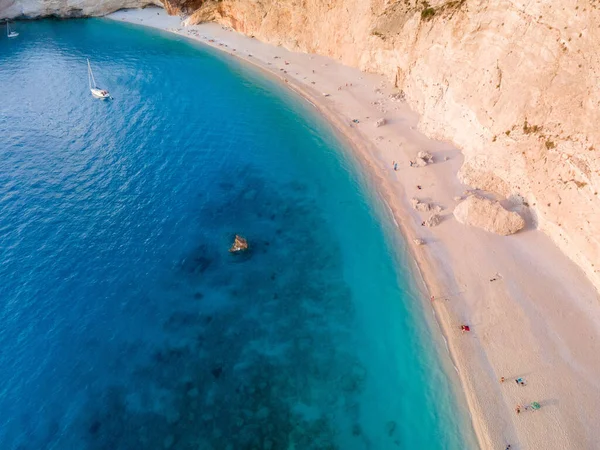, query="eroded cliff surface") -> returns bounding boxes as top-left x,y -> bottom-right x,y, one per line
0,0 -> 161,19
178,0 -> 600,290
